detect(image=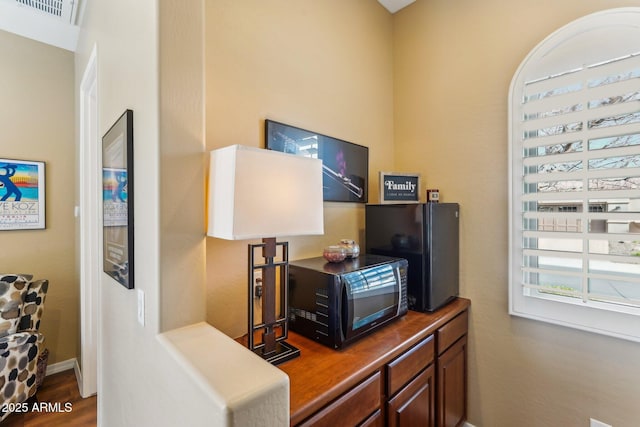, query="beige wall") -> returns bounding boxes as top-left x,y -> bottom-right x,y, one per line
11,0 -> 639,425
205,0 -> 395,338
394,1 -> 640,426
158,0 -> 207,332
0,30 -> 77,365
